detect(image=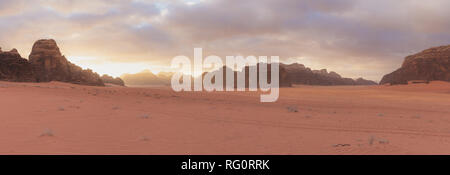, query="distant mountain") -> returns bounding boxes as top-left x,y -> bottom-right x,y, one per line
203,63 -> 292,88
380,45 -> 450,85
121,70 -> 171,86
281,63 -> 377,86
101,74 -> 125,86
